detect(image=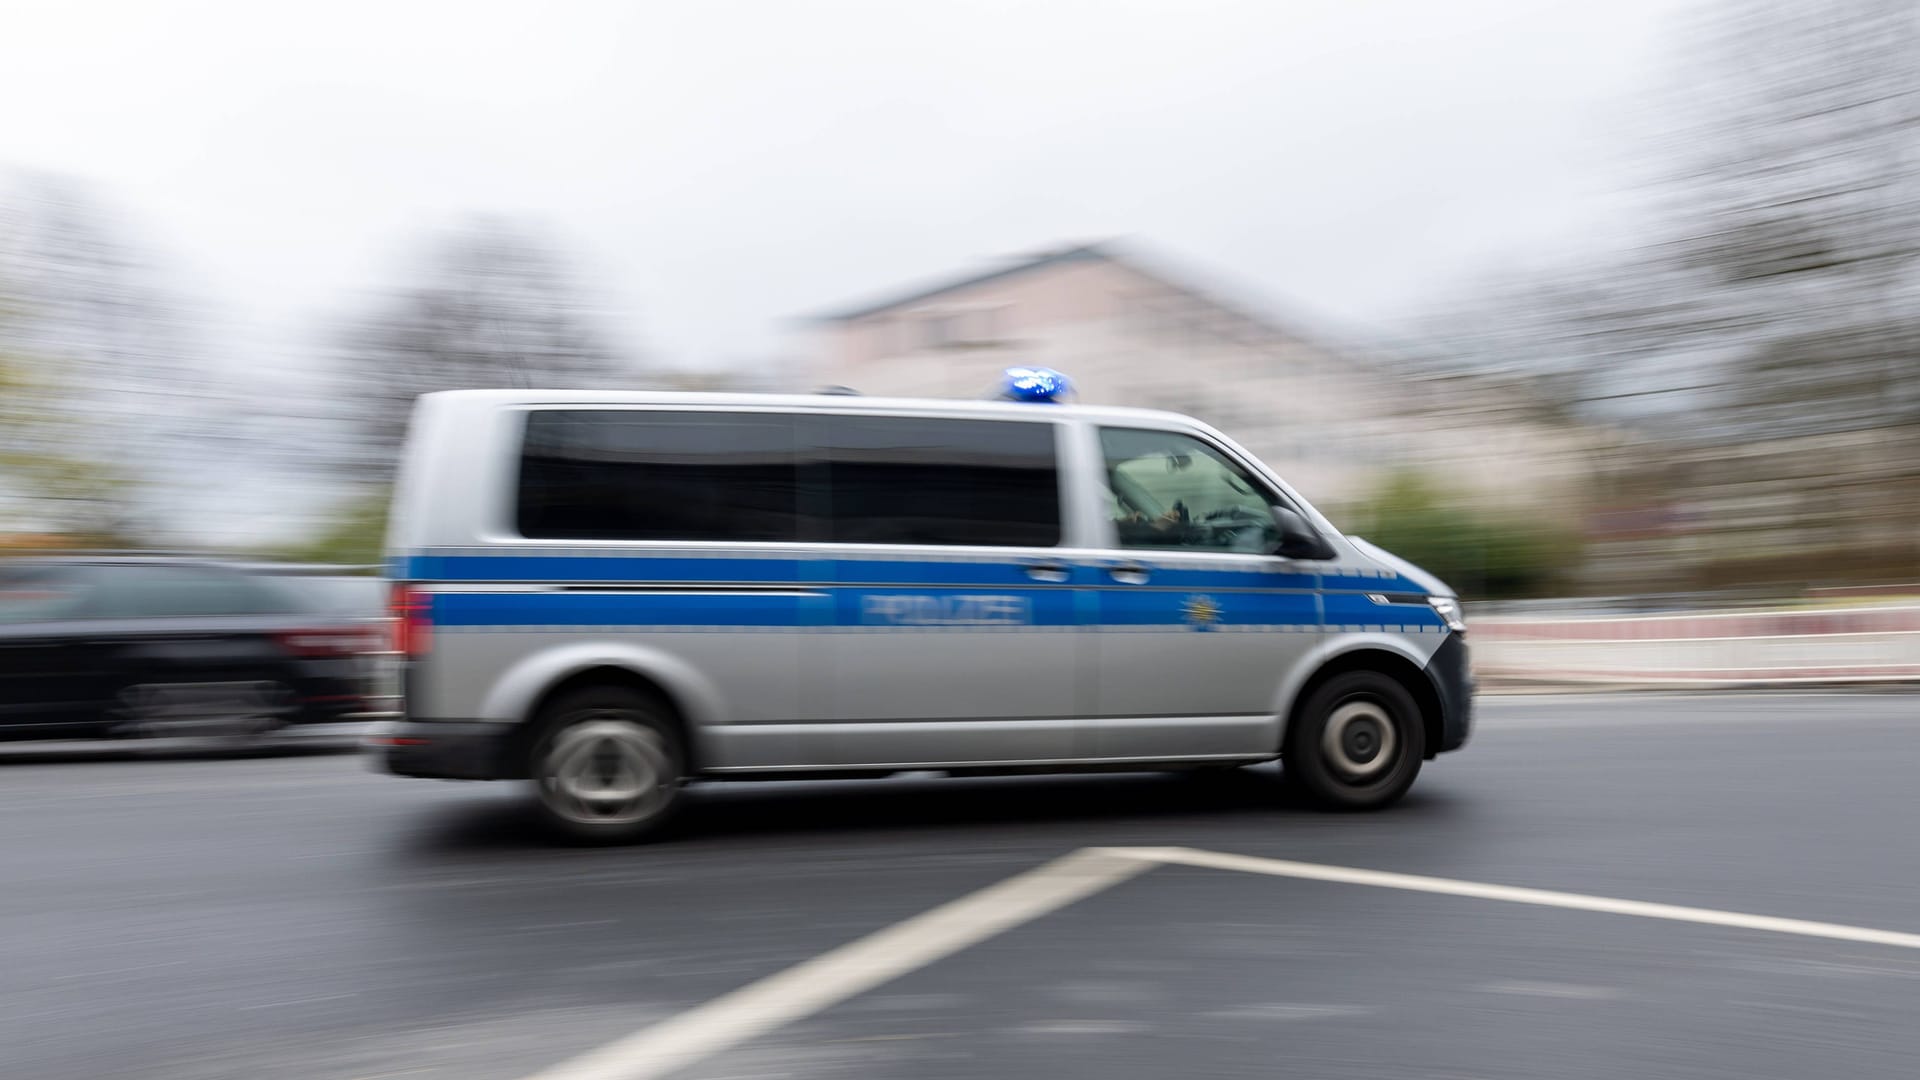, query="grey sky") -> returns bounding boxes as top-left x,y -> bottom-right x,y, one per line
5,0 -> 1689,376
